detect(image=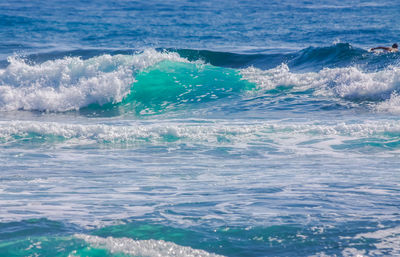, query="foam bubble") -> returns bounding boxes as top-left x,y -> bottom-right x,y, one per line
0,49 -> 188,112
74,234 -> 224,257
